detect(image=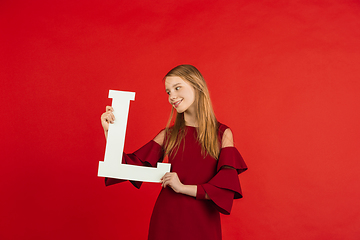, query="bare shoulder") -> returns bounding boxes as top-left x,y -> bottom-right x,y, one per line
221,128 -> 234,148
153,129 -> 166,146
